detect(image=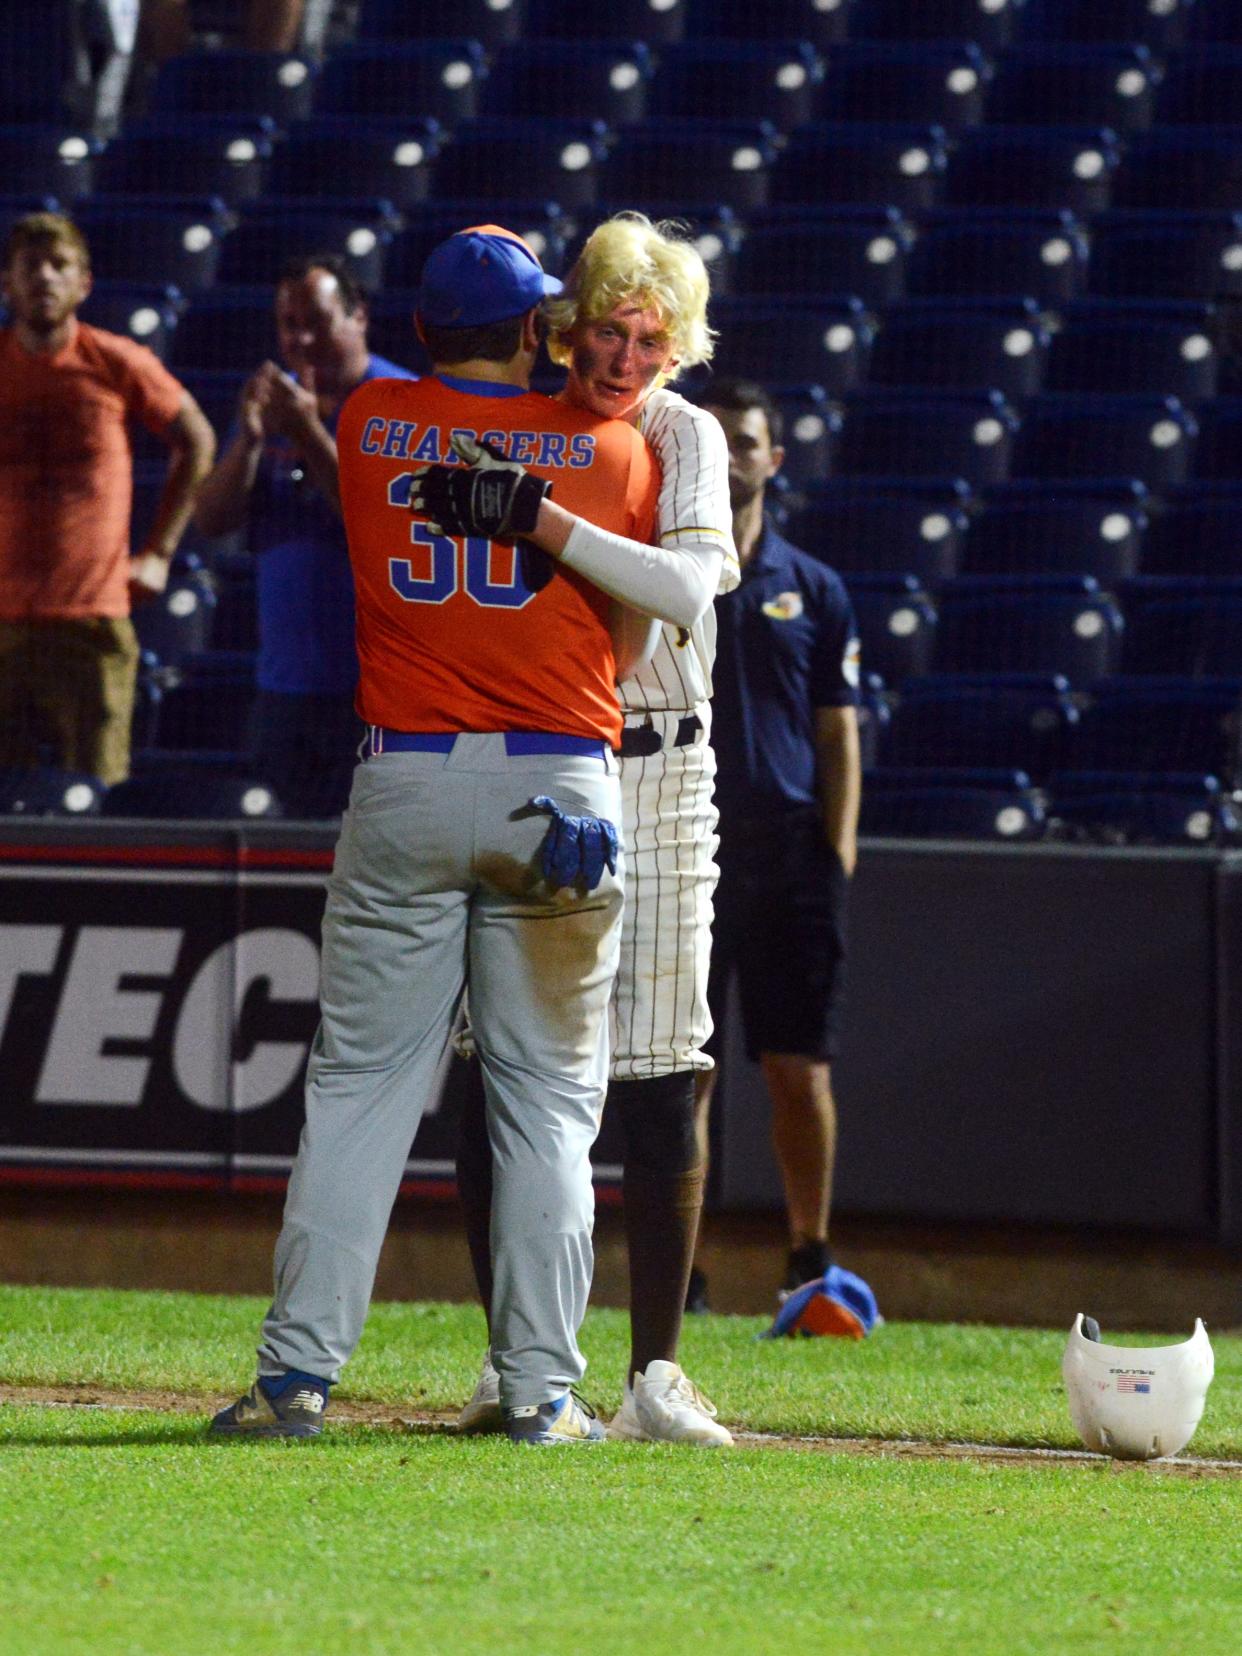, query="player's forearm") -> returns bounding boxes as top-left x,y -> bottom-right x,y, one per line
293,419 -> 341,517
816,711 -> 862,878
610,602 -> 663,682
143,424 -> 217,560
535,502 -> 721,627
194,431 -> 262,536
